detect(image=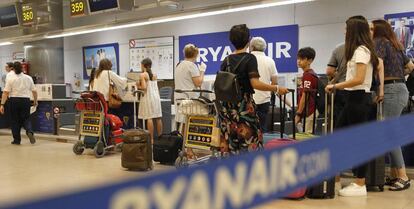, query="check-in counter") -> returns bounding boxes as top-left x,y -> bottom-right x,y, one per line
0,82 -> 172,137
31,84 -> 75,134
